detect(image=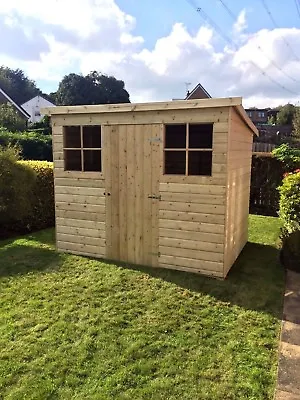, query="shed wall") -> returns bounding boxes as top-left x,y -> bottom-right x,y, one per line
157,117 -> 229,278
52,125 -> 106,257
224,108 -> 254,276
